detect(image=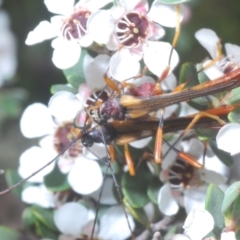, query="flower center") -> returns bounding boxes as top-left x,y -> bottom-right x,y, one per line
54,122 -> 82,158
61,9 -> 91,41
116,11 -> 149,48
168,159 -> 194,189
